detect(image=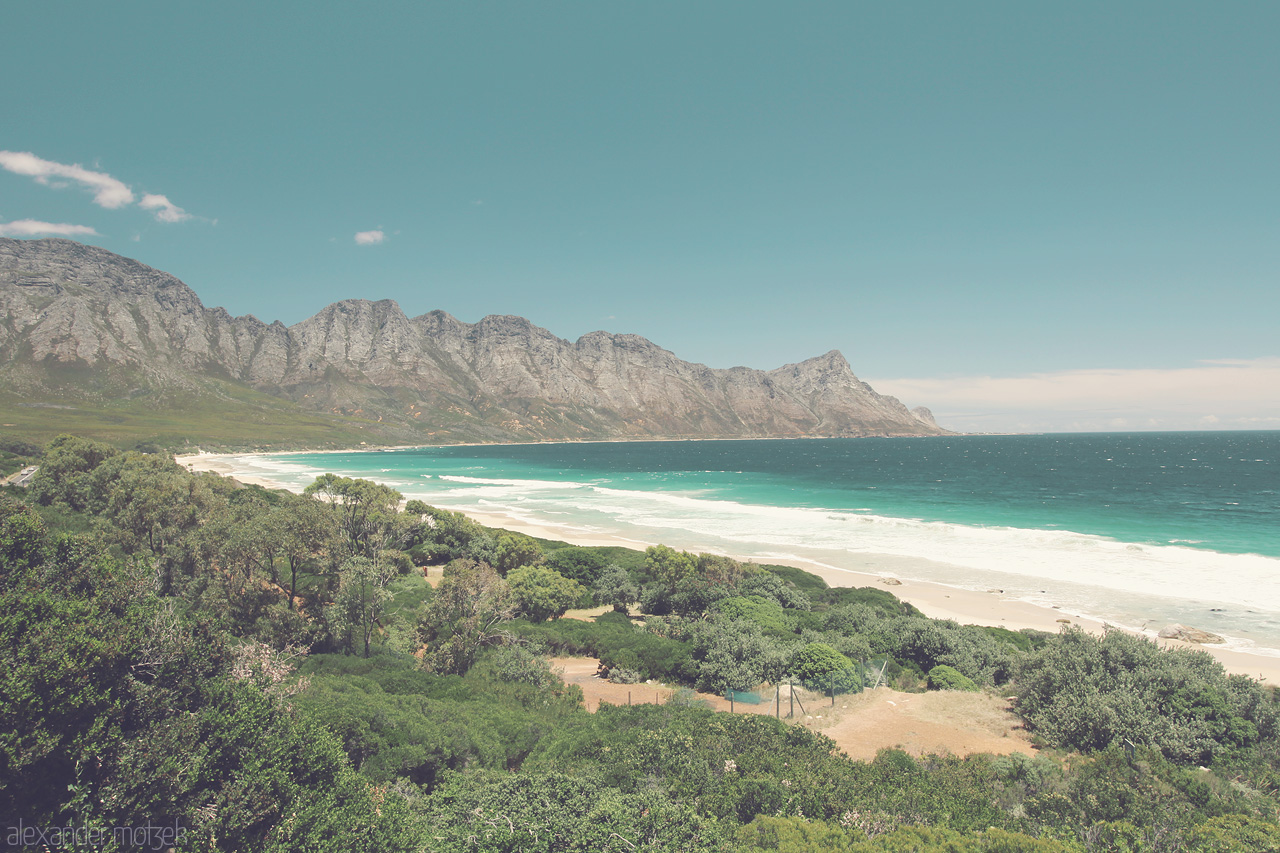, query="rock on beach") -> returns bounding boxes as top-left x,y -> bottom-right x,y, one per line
1158,623 -> 1226,644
